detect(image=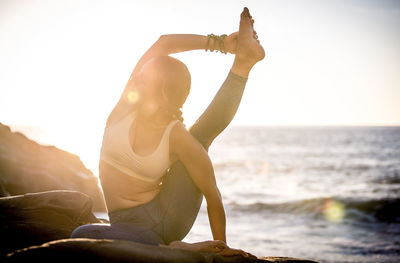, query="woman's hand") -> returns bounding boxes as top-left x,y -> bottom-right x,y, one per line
191,240 -> 254,258
167,240 -> 254,258
215,246 -> 255,258
224,20 -> 259,55
224,32 -> 239,54
191,240 -> 230,253
168,240 -> 228,253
